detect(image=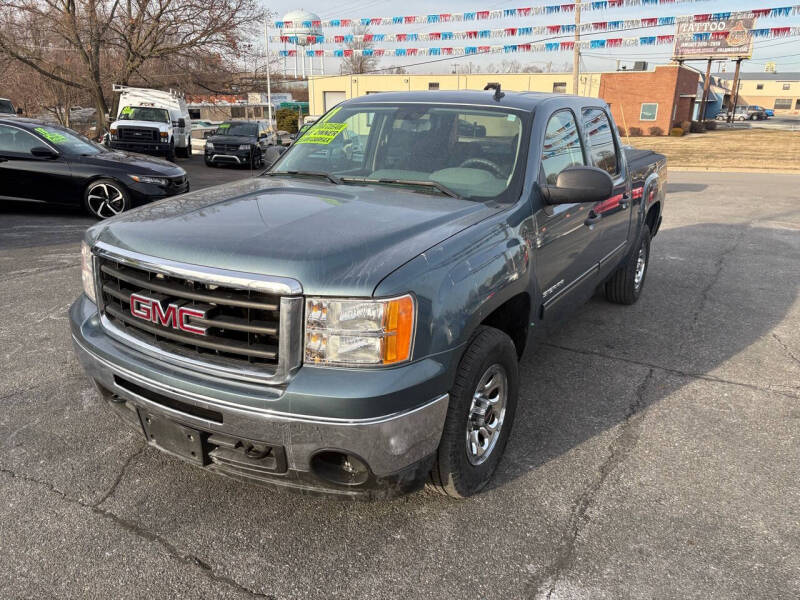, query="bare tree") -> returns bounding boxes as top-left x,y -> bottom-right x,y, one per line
339,25 -> 378,75
0,0 -> 261,129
